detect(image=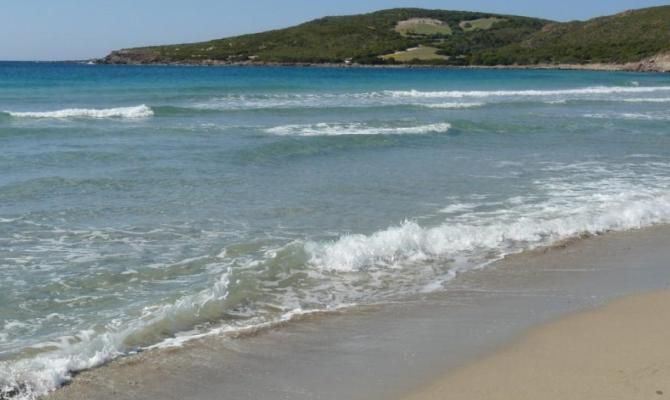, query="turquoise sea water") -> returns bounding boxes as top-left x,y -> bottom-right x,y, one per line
2,62 -> 670,398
